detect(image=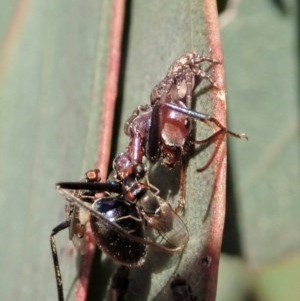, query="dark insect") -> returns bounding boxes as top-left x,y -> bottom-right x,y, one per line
50,169 -> 188,301
170,274 -> 197,301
